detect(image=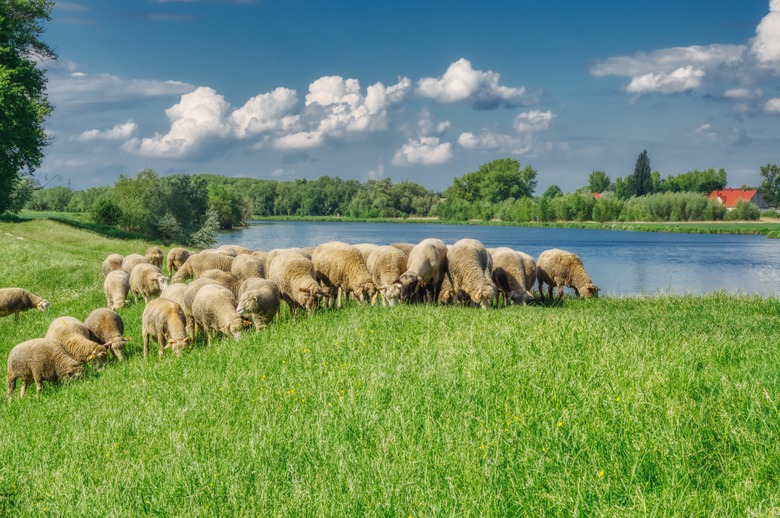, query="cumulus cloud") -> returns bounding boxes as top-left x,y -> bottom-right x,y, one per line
624,65 -> 706,94
457,110 -> 555,156
416,108 -> 451,137
766,98 -> 780,113
77,121 -> 138,141
751,0 -> 780,72
392,136 -> 454,166
230,87 -> 299,138
417,58 -> 527,109
590,44 -> 745,79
